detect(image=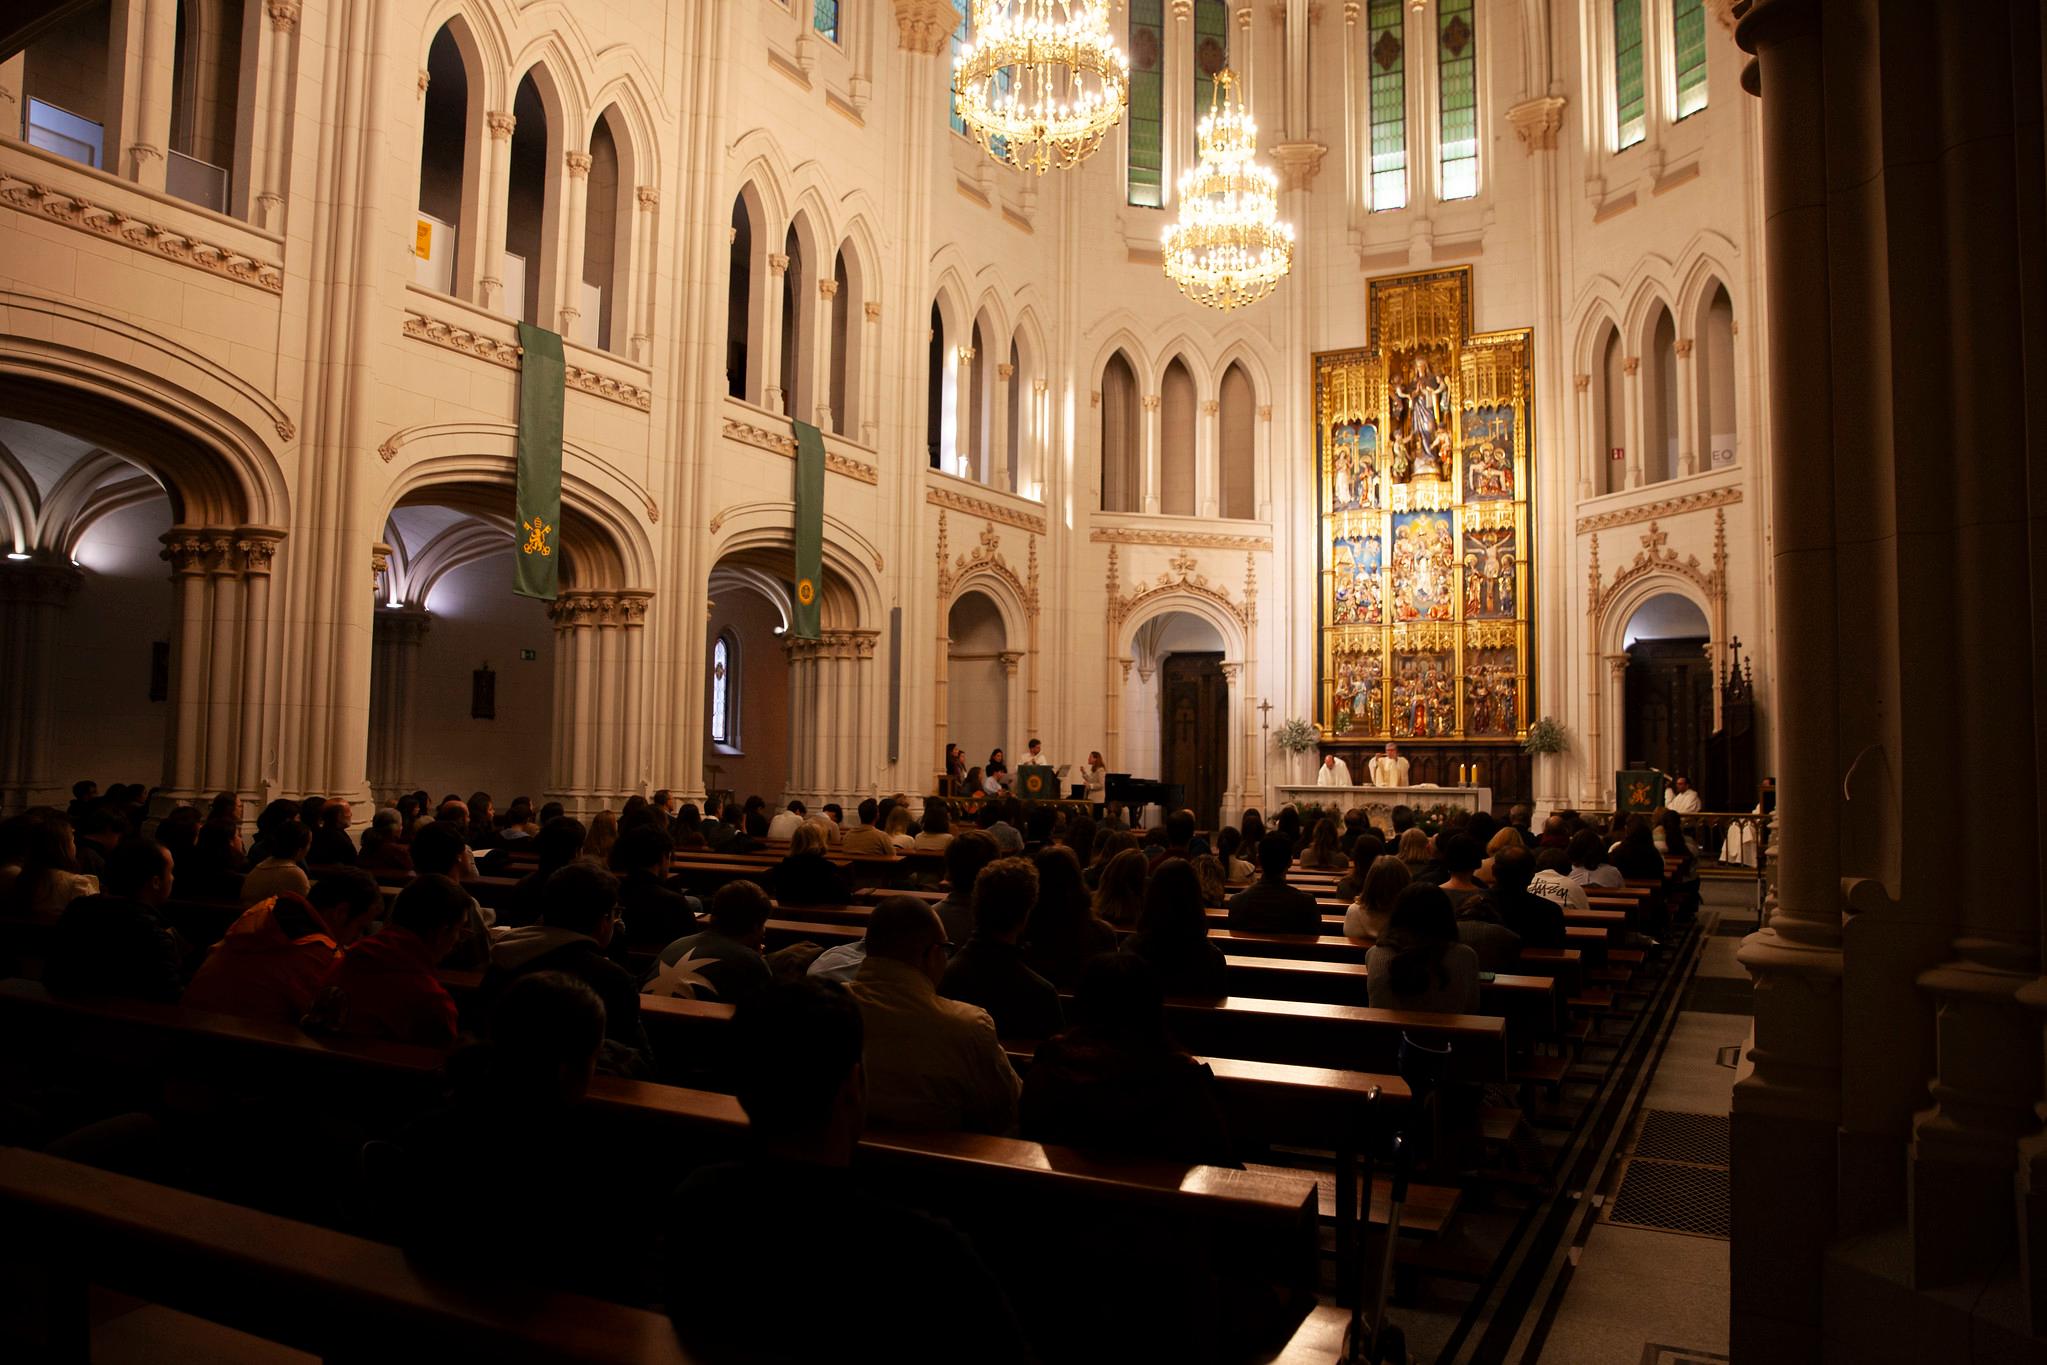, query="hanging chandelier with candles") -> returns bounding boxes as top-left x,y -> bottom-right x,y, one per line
1161,69 -> 1294,311
952,1 -> 1130,175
